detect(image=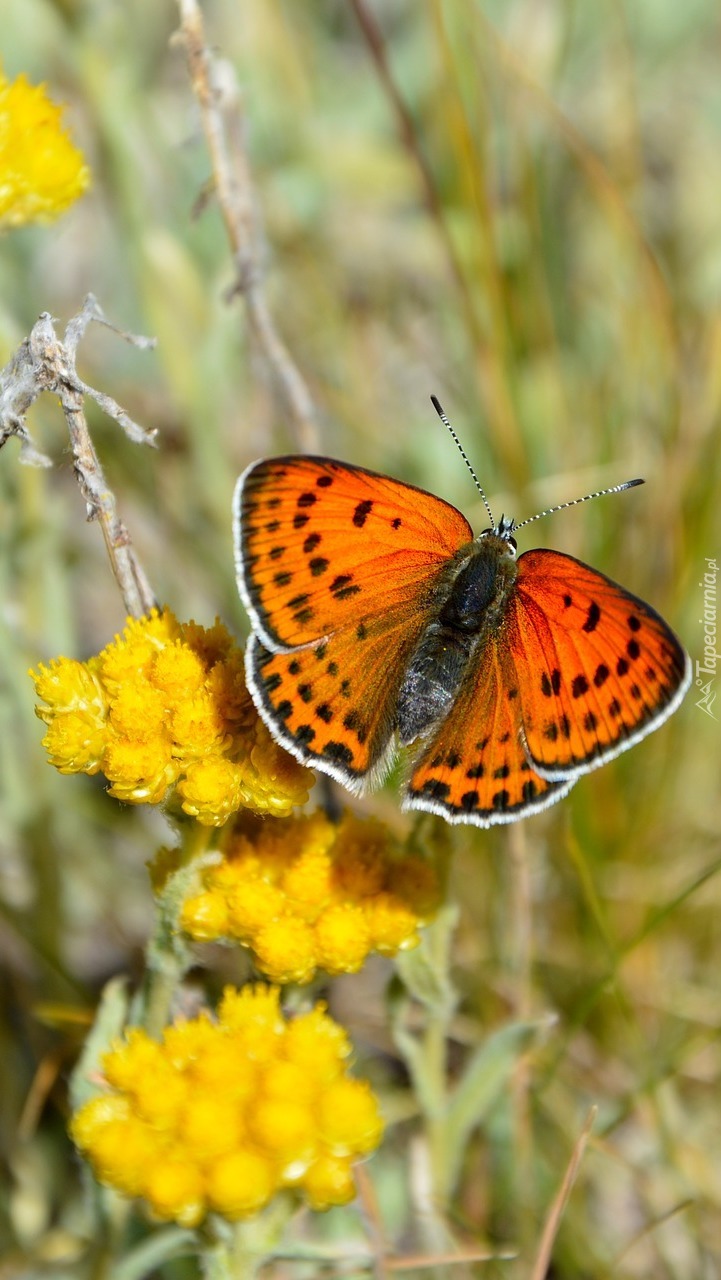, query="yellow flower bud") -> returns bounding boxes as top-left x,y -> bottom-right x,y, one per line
303,1155 -> 356,1209
206,1149 -> 276,1219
